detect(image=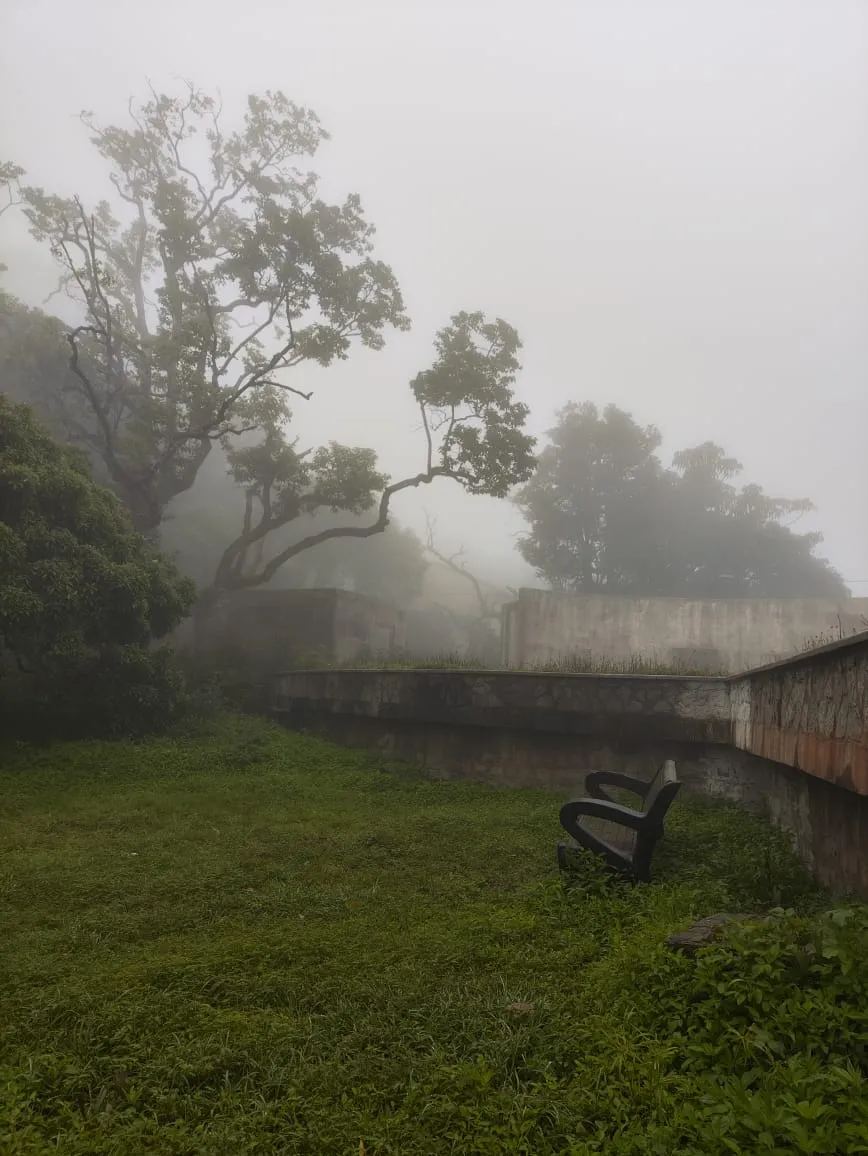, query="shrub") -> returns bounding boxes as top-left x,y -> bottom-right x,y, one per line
0,397 -> 196,736
625,907 -> 868,1153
